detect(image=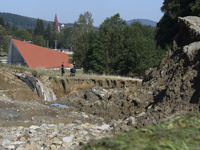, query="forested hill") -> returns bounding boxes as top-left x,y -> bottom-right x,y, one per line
126,19 -> 157,27
0,12 -> 74,29
1,12 -> 157,30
